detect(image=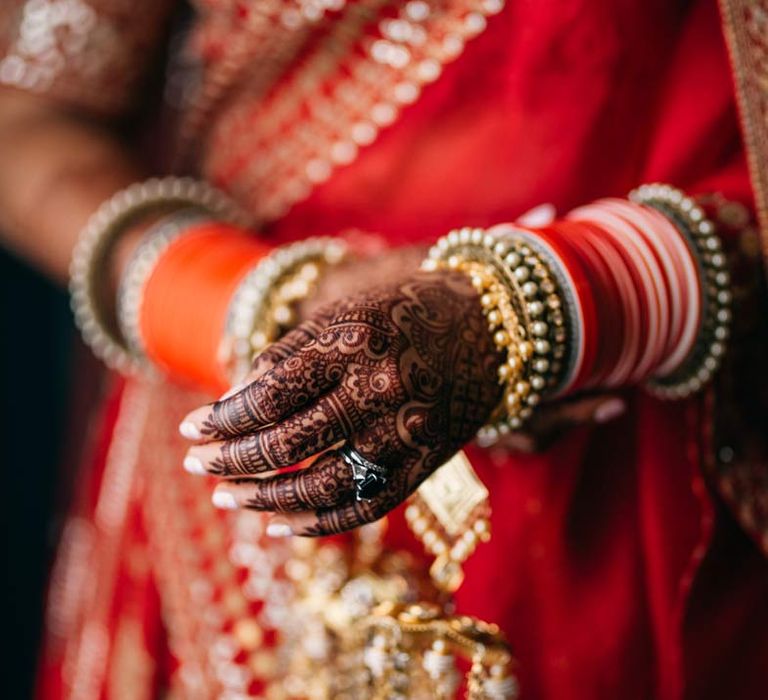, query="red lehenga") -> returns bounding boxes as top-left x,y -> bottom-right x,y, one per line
5,0 -> 768,697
